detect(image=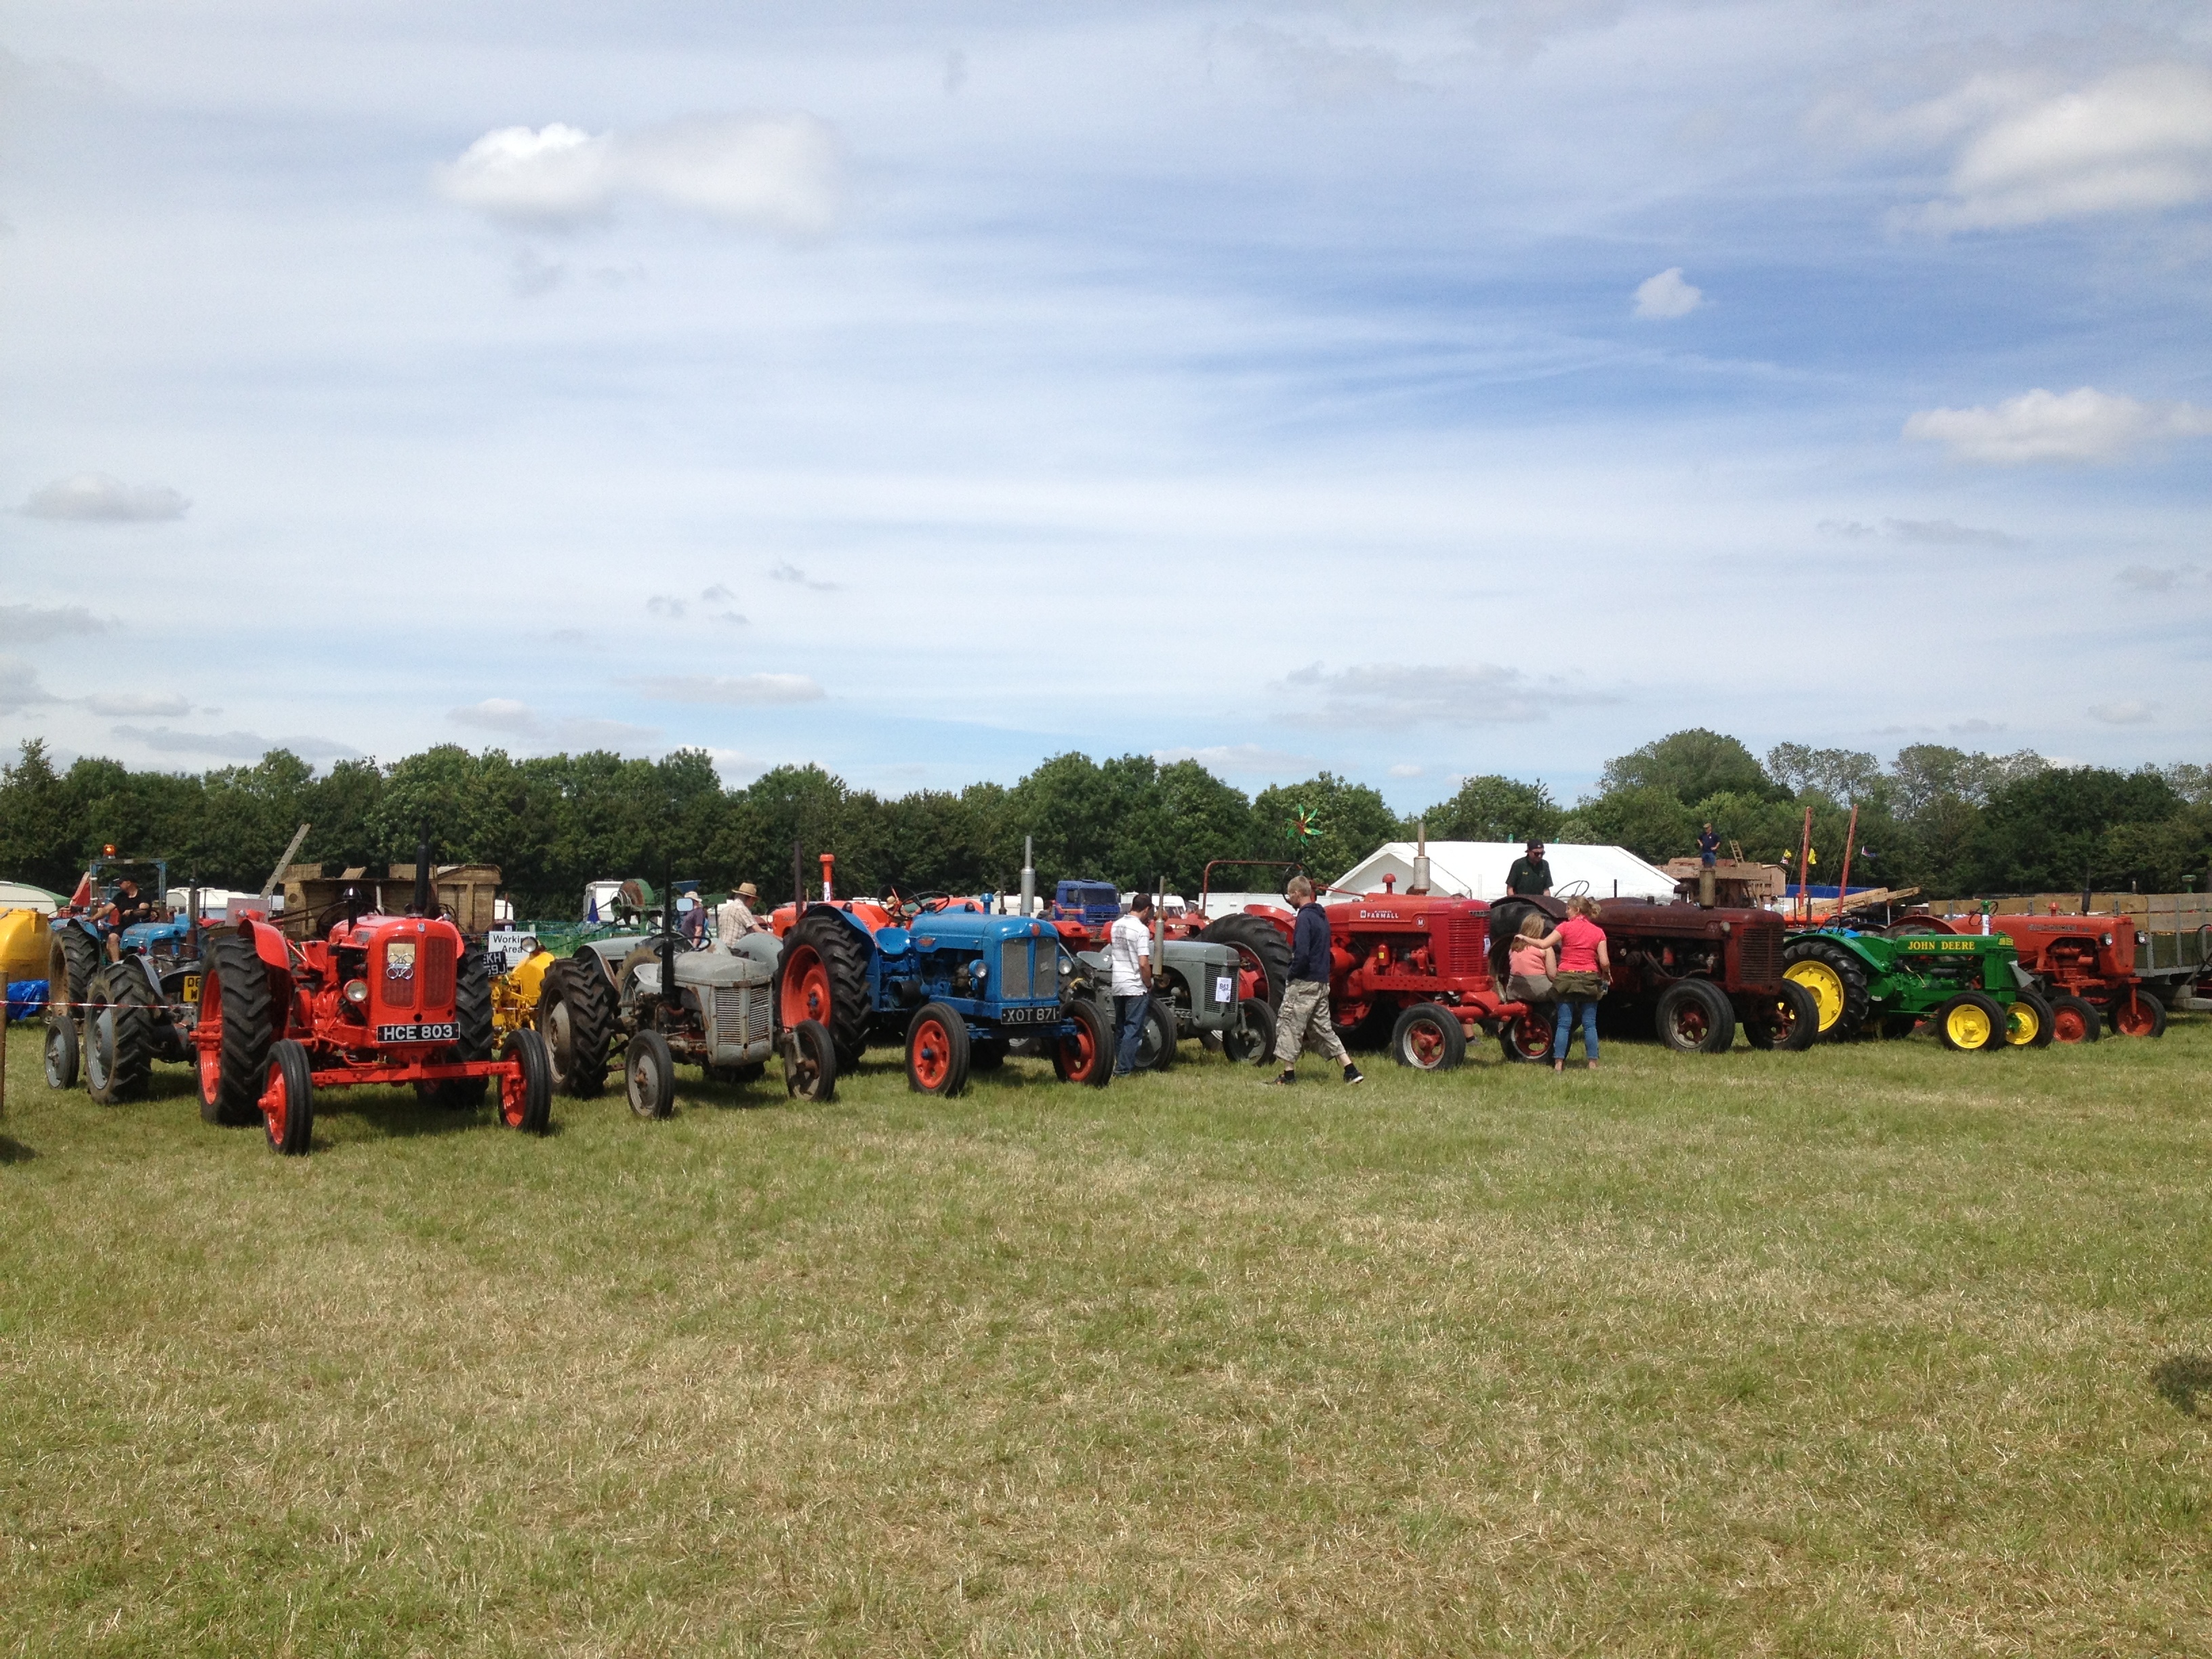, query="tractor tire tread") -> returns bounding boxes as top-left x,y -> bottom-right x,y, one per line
560,949 -> 621,1096
1200,914 -> 1294,1009
784,907 -> 874,1071
203,933 -> 274,1126
1783,937 -> 1872,1042
87,959 -> 157,1103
